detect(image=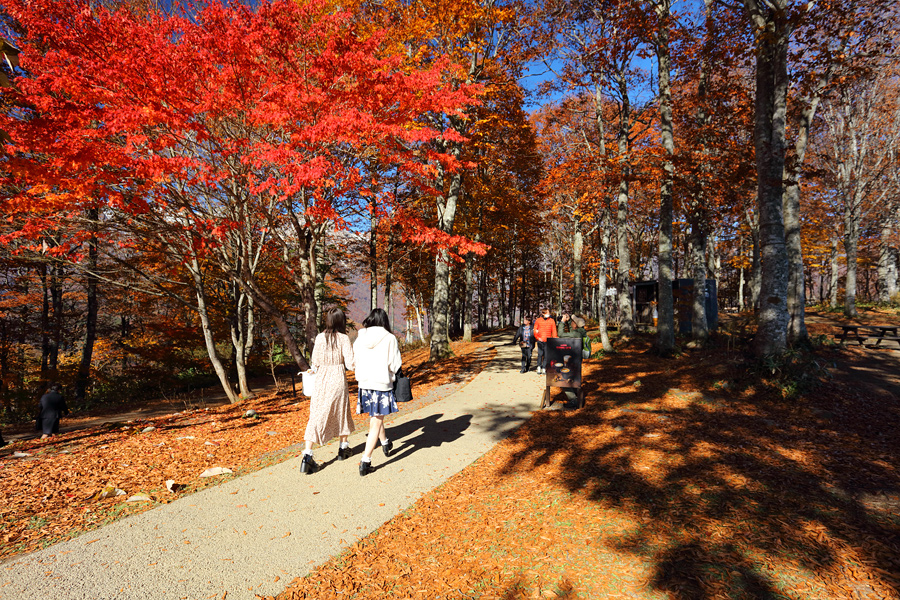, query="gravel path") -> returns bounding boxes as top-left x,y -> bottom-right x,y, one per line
0,332 -> 545,600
